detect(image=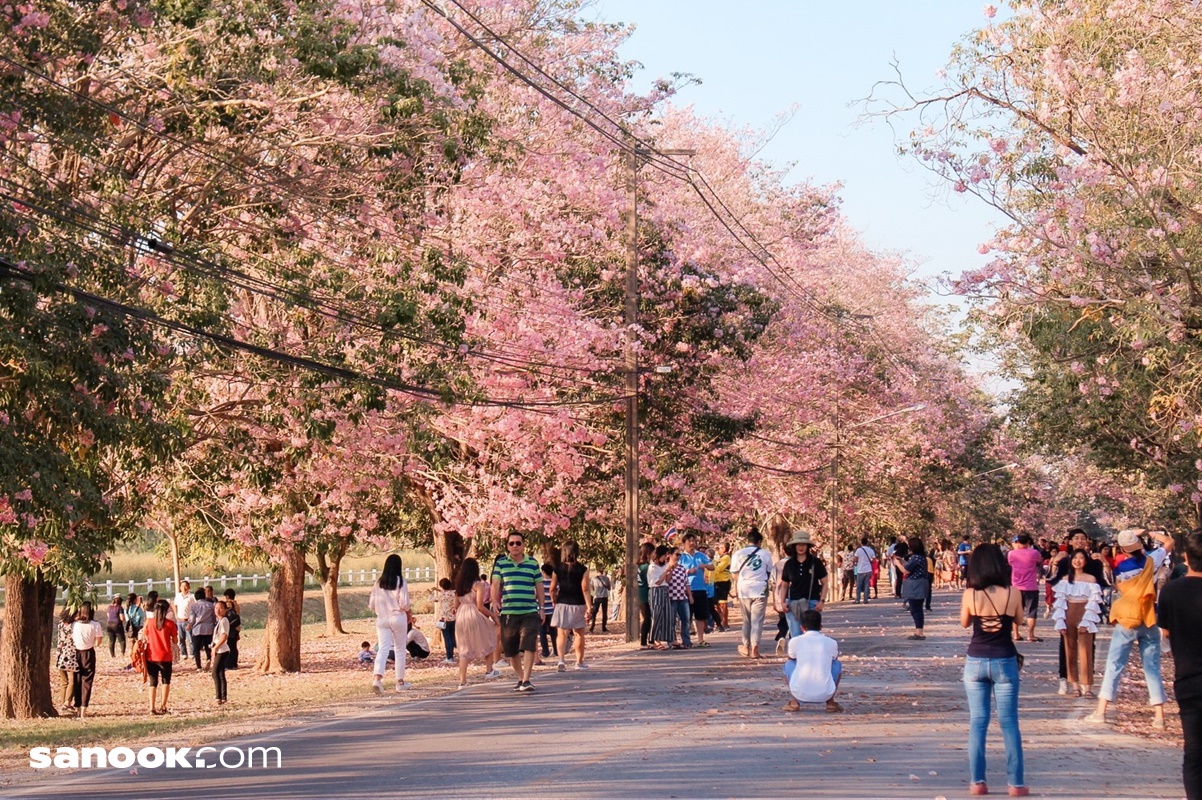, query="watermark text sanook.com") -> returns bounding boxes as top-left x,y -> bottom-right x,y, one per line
30,745 -> 282,770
